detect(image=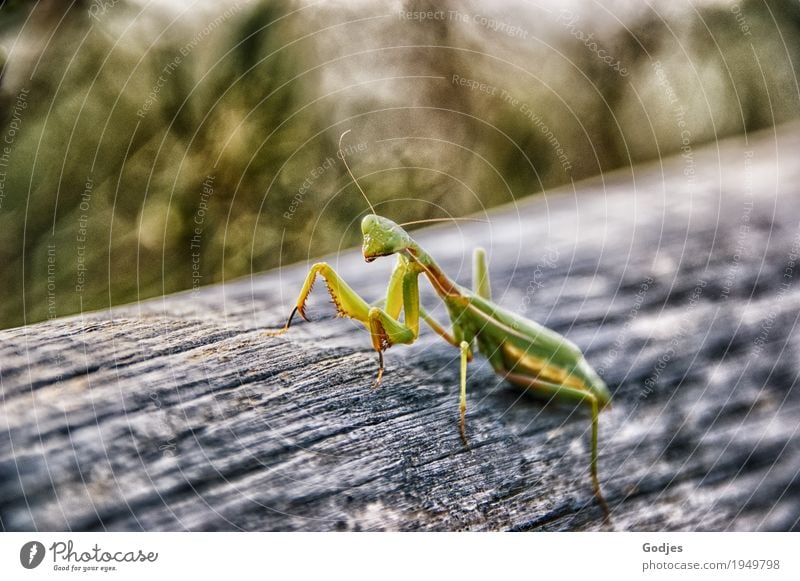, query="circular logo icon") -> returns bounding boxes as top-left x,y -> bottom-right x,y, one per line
20,541 -> 45,569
